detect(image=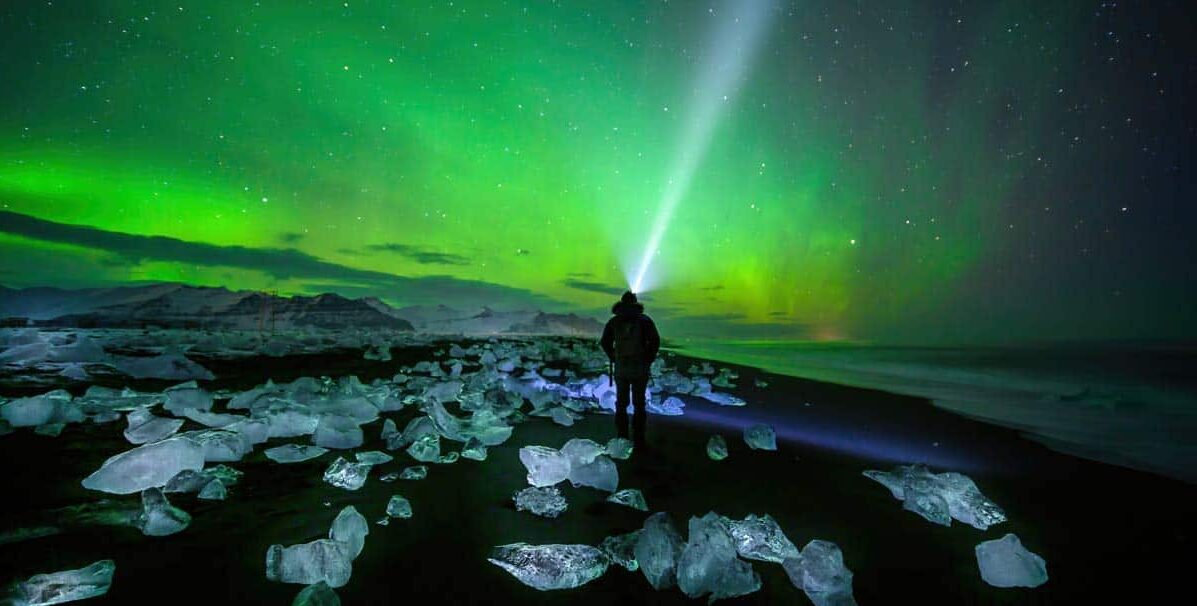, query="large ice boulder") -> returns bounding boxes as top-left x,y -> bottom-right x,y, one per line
634,512 -> 685,590
9,559 -> 115,605
676,512 -> 761,602
975,533 -> 1048,588
1,390 -> 70,427
782,540 -> 857,606
329,506 -> 368,559
266,540 -> 353,588
487,543 -> 609,591
82,437 -> 205,494
862,464 -> 1006,530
